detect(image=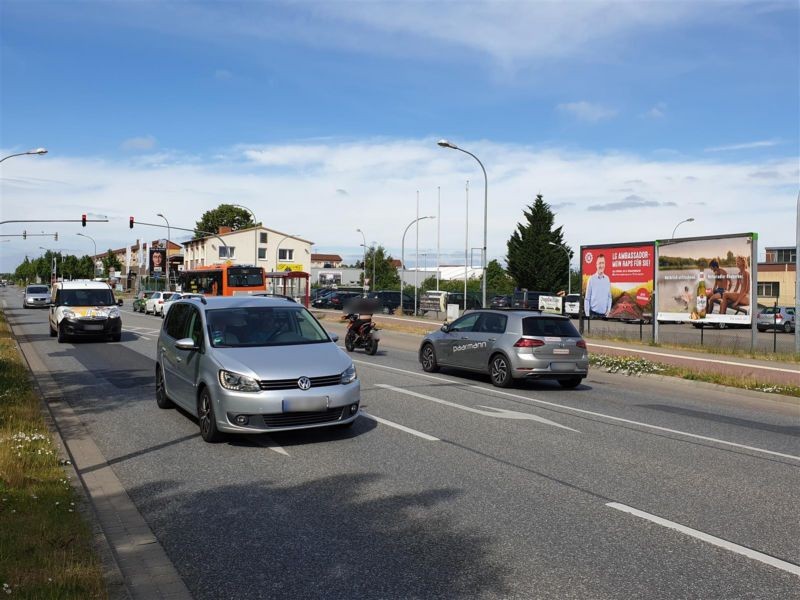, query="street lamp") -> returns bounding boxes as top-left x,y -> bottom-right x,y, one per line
548,242 -> 572,295
356,228 -> 367,295
76,232 -> 97,258
0,148 -> 48,164
401,216 -> 435,314
439,139 -> 488,308
671,217 -> 695,239
230,204 -> 259,268
156,213 -> 172,290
